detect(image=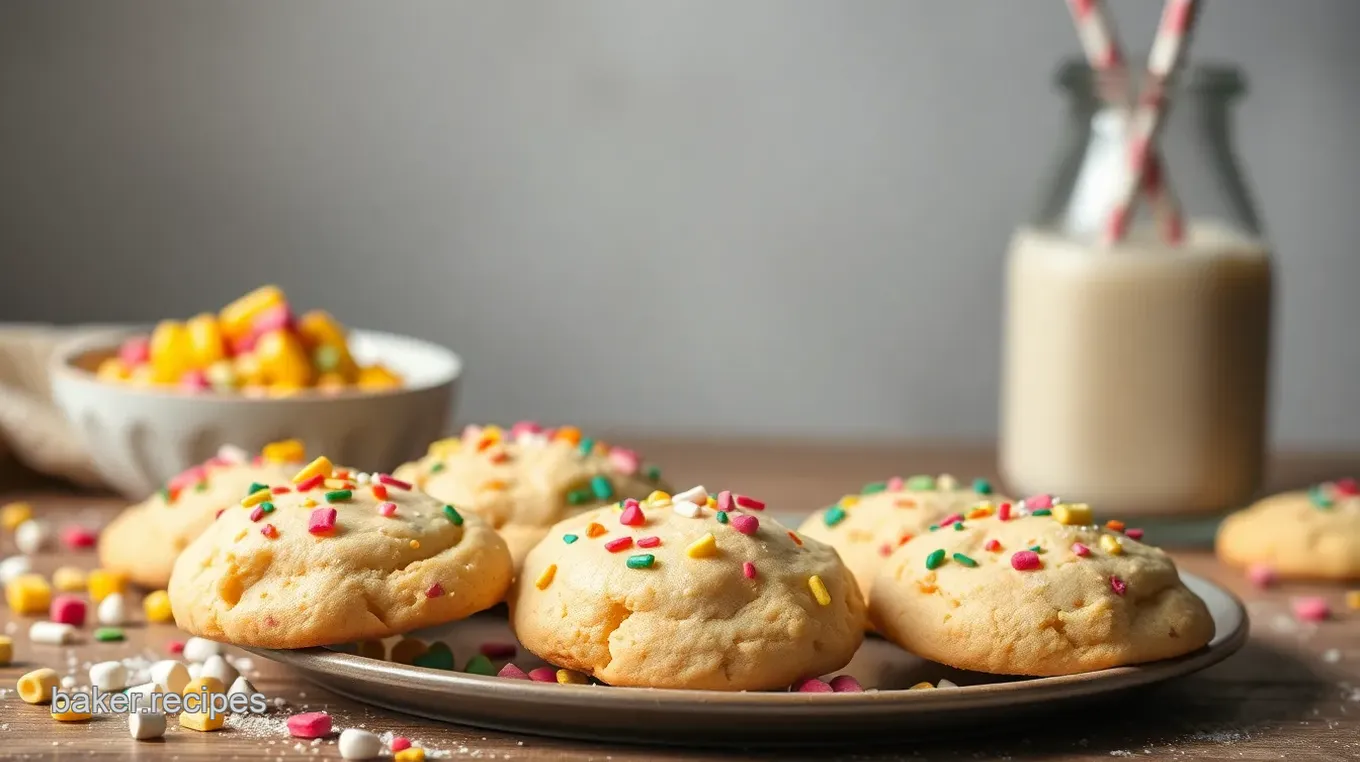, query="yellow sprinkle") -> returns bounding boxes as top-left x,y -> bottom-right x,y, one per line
395,748 -> 426,762
646,490 -> 671,503
967,502 -> 995,519
179,709 -> 224,731
292,456 -> 334,484
240,488 -> 271,508
909,681 -> 936,690
848,529 -> 874,542
6,574 -> 51,614
1,501 -> 33,532
1099,534 -> 1124,555
840,495 -> 860,508
808,575 -> 831,606
427,437 -> 461,458
86,569 -> 126,603
0,635 -> 11,666
51,705 -> 92,722
323,478 -> 350,490
1345,590 -> 1360,611
556,669 -> 589,685
17,667 -> 59,703
143,590 -> 173,623
302,498 -> 317,508
685,533 -> 718,559
586,522 -> 607,538
261,439 -> 305,463
706,496 -> 717,509
535,564 -> 557,590
51,567 -> 86,593
409,540 -> 420,550
1054,503 -> 1094,526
